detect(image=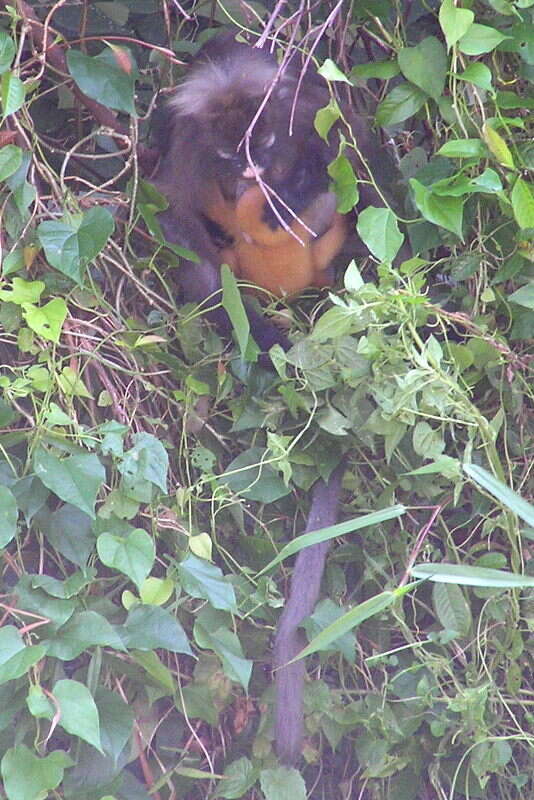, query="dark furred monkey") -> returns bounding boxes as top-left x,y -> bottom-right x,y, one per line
153,35 -> 351,302
153,36 -> 366,766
